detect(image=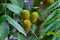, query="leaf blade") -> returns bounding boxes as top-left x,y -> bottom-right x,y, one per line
6,15 -> 26,36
